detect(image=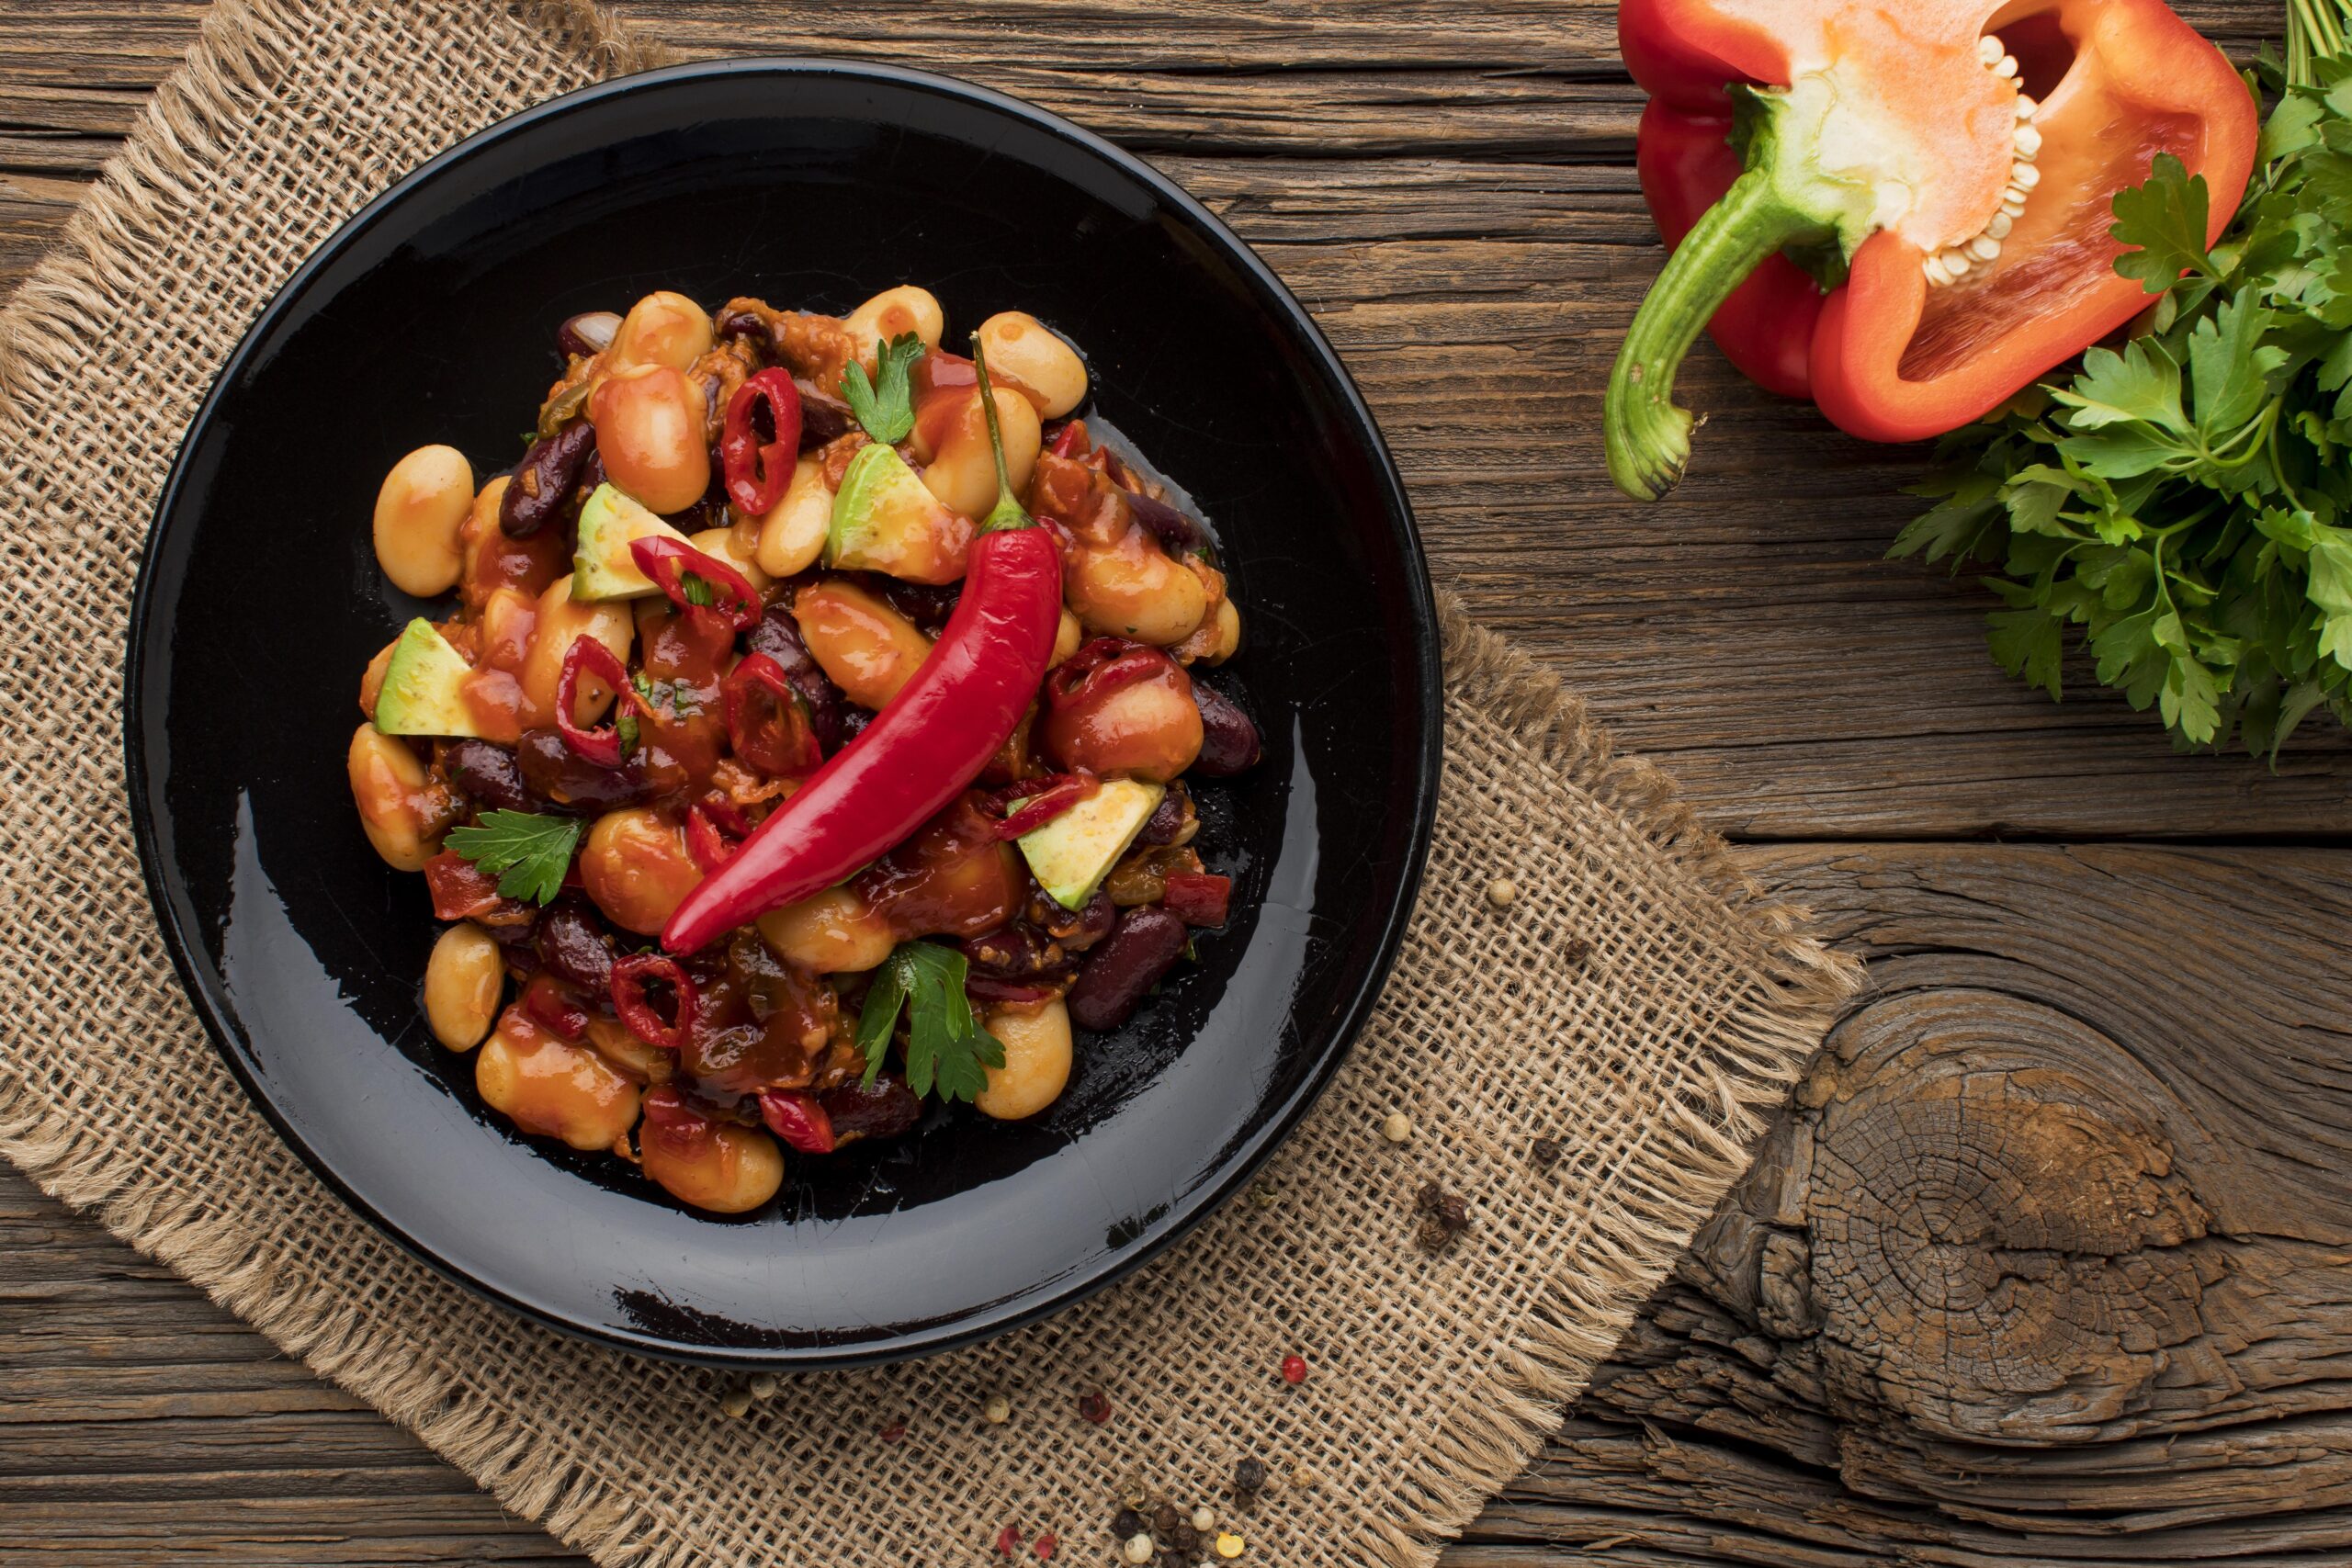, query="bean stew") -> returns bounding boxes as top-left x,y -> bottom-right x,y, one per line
349,285 -> 1257,1215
